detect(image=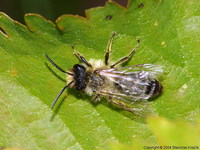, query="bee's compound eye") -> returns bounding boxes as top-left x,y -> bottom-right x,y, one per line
73,64 -> 86,73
